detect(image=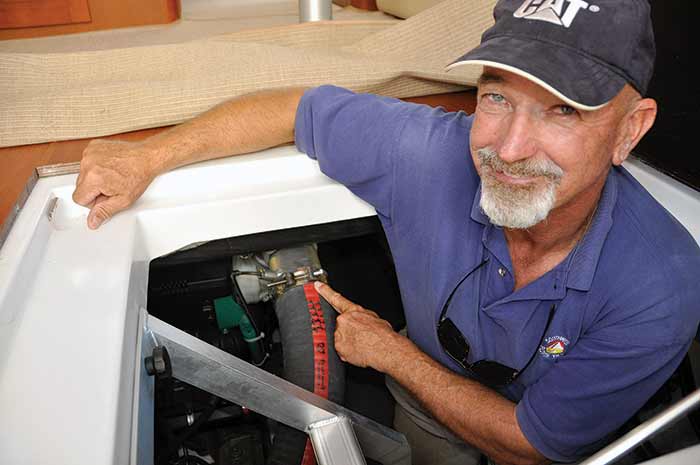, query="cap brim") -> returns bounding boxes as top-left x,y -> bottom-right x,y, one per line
447,36 -> 626,111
